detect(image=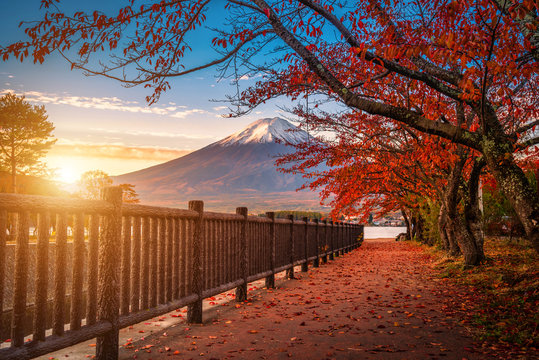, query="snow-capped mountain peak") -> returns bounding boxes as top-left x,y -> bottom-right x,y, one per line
217,117 -> 310,146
